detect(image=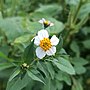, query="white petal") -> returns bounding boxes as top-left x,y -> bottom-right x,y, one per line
36,47 -> 46,59
46,46 -> 56,56
31,37 -> 35,42
50,35 -> 59,46
38,30 -> 49,40
34,36 -> 40,46
38,20 -> 43,24
50,23 -> 54,26
42,18 -> 46,22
